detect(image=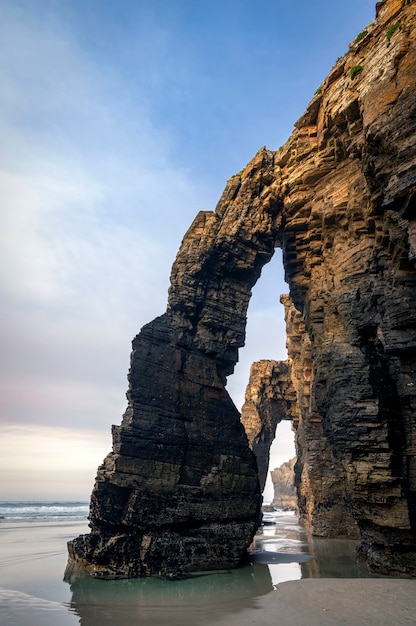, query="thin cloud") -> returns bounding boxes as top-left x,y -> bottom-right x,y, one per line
0,1 -> 210,446
0,424 -> 110,500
